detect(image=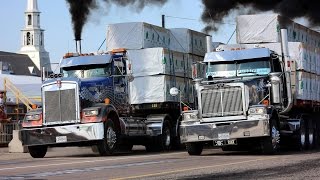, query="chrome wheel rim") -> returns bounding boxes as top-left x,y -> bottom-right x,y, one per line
106,126 -> 117,149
